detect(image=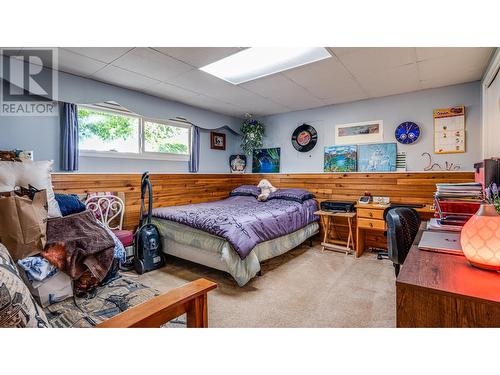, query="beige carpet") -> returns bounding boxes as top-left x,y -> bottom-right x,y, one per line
134,240 -> 396,327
